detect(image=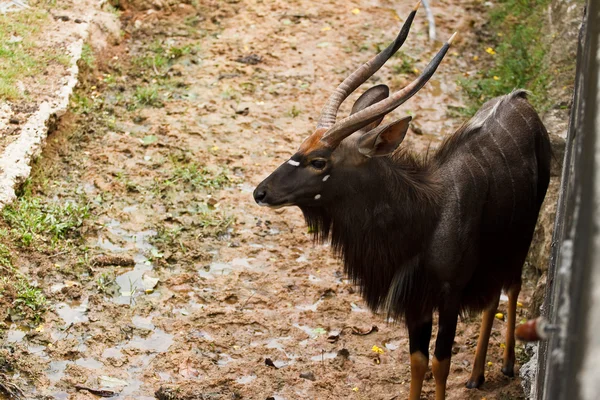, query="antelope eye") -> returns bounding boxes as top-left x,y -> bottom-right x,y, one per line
310,159 -> 327,169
